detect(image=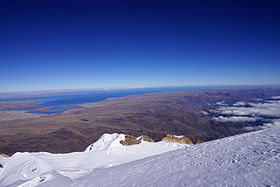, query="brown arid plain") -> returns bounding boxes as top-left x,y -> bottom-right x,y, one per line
0,87 -> 280,155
